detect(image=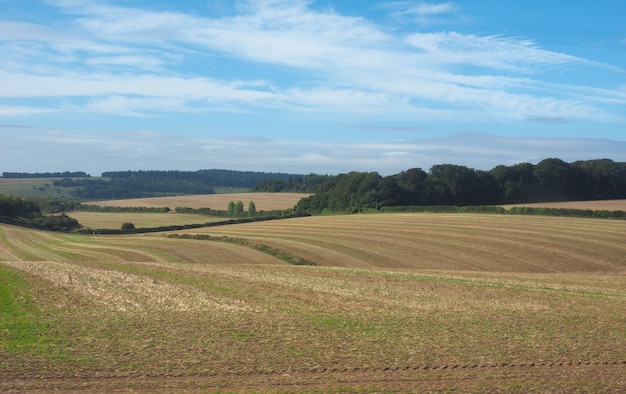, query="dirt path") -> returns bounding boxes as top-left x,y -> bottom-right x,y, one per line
1,361 -> 624,392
